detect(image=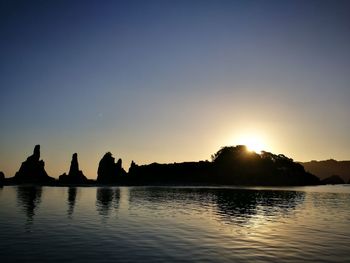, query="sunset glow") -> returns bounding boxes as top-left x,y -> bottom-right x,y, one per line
235,134 -> 267,153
